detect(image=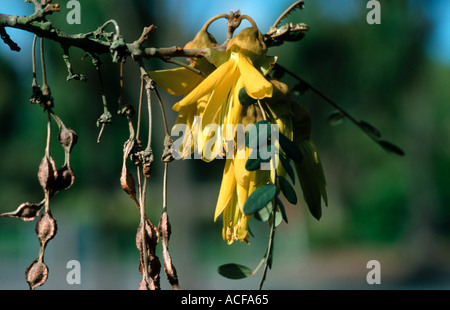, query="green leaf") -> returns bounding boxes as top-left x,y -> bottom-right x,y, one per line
279,155 -> 295,185
246,120 -> 272,149
278,133 -> 303,163
276,197 -> 288,224
243,184 -> 277,215
204,48 -> 231,67
359,120 -> 381,139
327,111 -> 346,126
254,202 -> 272,222
245,157 -> 261,171
252,55 -> 277,76
245,148 -> 272,171
278,175 -> 297,205
218,263 -> 253,279
294,140 -> 327,221
378,140 -> 405,156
